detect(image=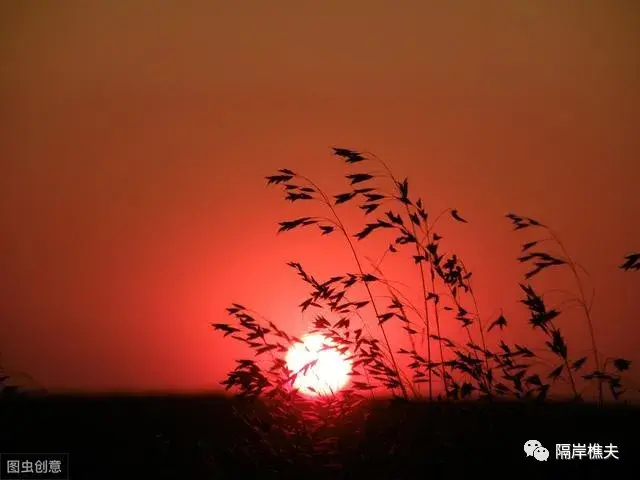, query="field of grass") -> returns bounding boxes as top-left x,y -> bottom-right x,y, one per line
1,393 -> 638,479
